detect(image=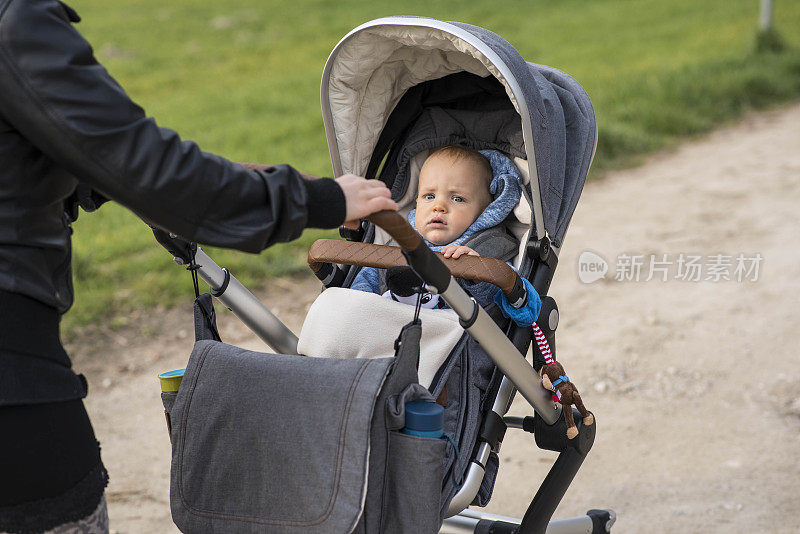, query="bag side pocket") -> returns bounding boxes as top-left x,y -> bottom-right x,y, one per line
161,392 -> 177,442
382,431 -> 446,534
